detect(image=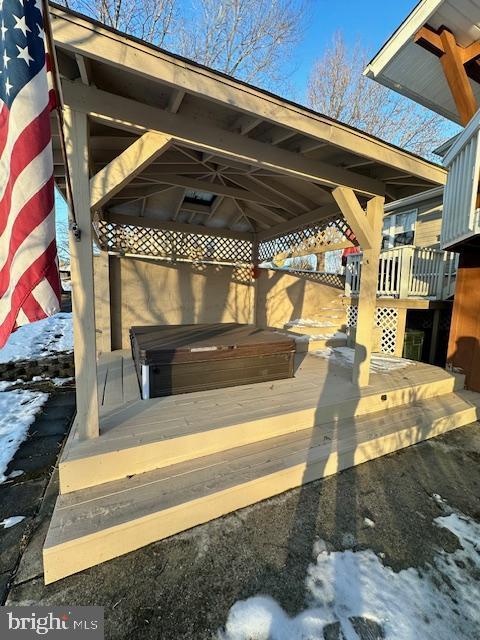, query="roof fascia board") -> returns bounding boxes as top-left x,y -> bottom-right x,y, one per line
384,185 -> 444,212
50,5 -> 446,185
364,0 -> 444,79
